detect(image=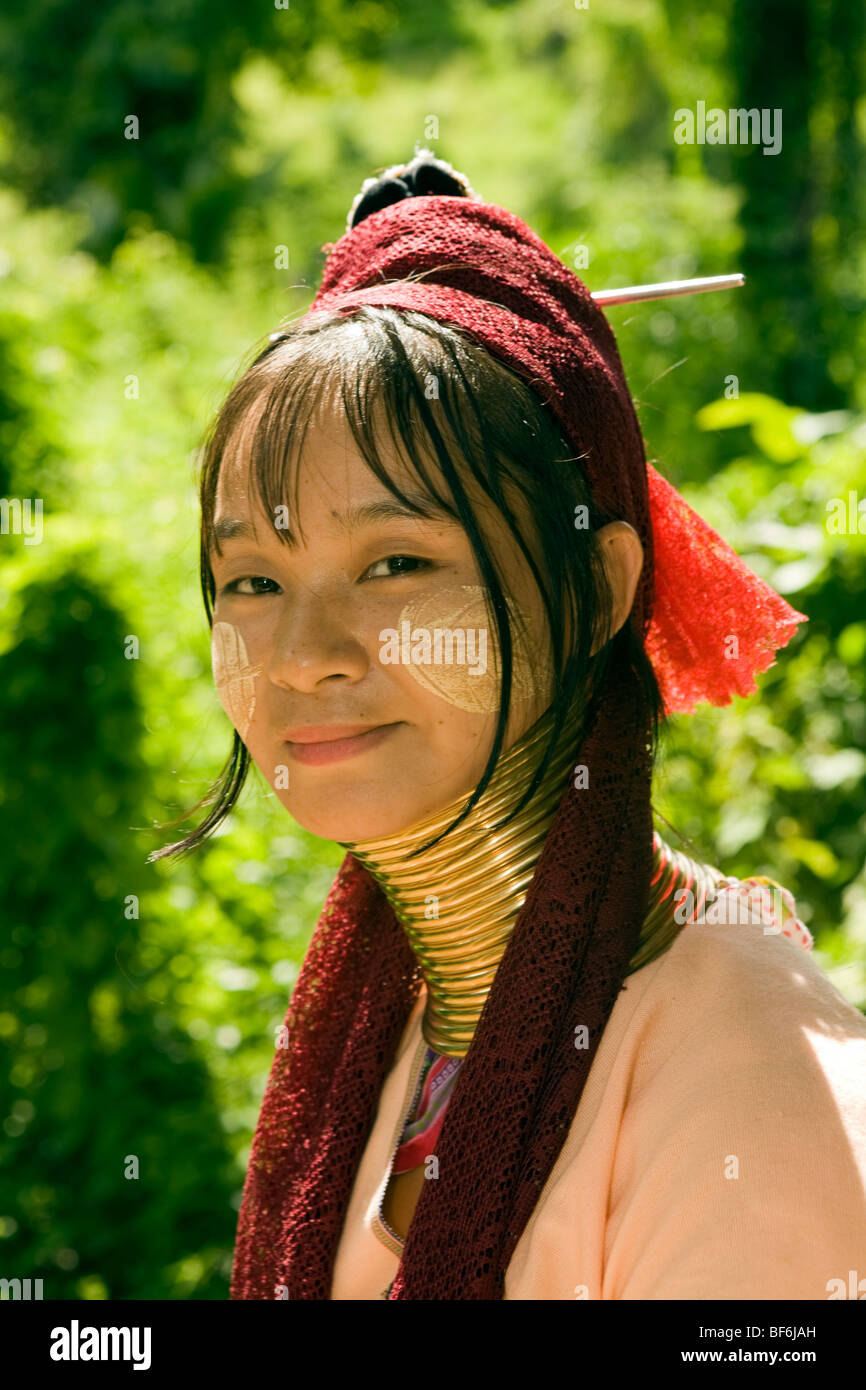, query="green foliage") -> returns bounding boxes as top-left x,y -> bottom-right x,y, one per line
0,555 -> 235,1297
0,0 -> 272,261
0,196 -> 342,1297
654,393 -> 866,1006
